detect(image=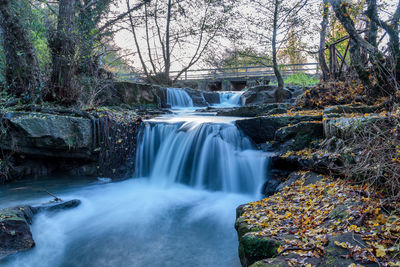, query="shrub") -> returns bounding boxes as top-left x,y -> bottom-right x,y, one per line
332,111 -> 400,201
